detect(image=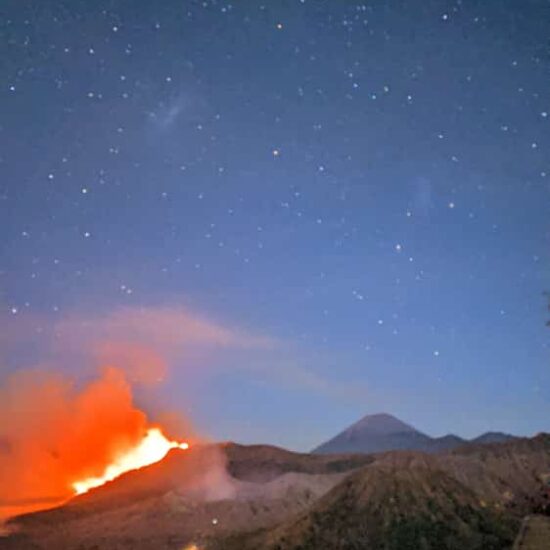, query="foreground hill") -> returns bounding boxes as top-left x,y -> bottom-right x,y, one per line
222,460 -> 519,550
312,413 -> 518,455
218,435 -> 550,550
2,434 -> 549,549
2,444 -> 373,550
